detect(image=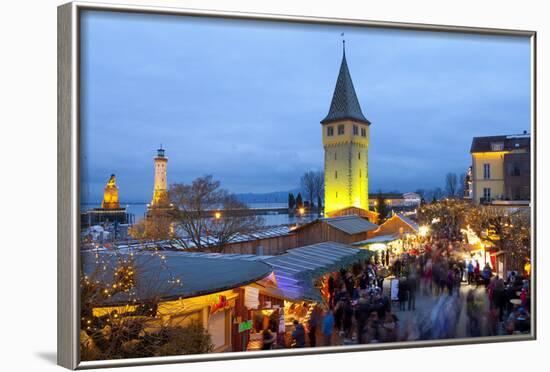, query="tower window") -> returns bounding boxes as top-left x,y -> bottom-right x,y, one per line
483,163 -> 491,179
335,170 -> 338,179
338,124 -> 345,135
361,128 -> 367,137
353,125 -> 358,135
359,169 -> 361,178
336,192 -> 338,198
334,152 -> 337,160
327,126 -> 334,136
358,152 -> 361,160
